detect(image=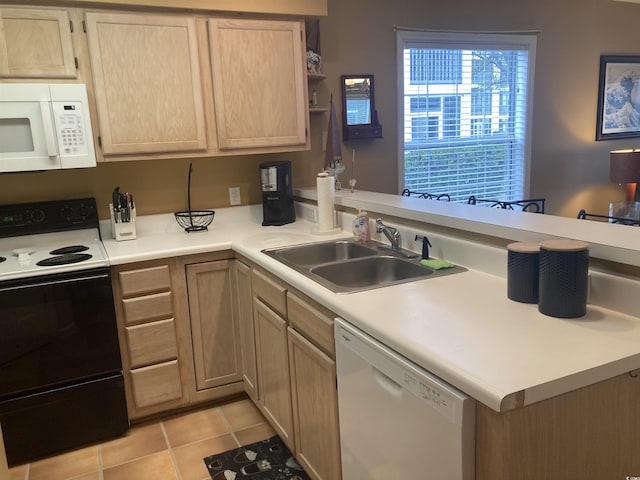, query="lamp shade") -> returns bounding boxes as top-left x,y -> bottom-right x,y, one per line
610,149 -> 640,184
